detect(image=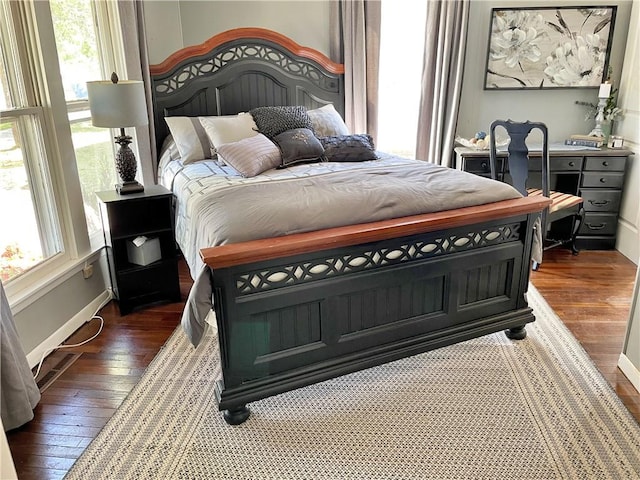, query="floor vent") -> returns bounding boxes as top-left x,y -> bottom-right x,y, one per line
36,352 -> 82,392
